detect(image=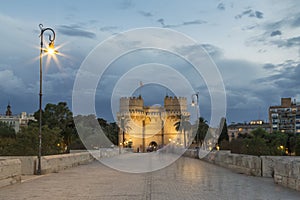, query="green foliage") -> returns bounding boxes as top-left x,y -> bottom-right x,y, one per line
295,135 -> 300,156
219,139 -> 230,150
227,127 -> 296,156
218,118 -> 229,145
195,117 -> 209,145
229,138 -> 244,153
0,125 -> 63,156
174,115 -> 191,147
0,121 -> 16,138
0,138 -> 16,155
73,115 -> 119,149
104,122 -> 119,145
241,136 -> 270,156
34,102 -> 76,153
174,115 -> 191,132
